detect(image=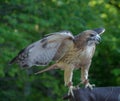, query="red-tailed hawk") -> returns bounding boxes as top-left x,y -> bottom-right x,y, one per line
10,28 -> 105,90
